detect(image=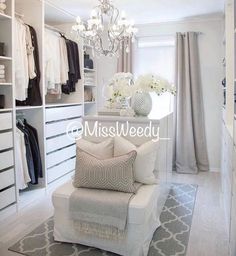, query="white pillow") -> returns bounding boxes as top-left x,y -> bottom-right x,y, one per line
77,138 -> 114,159
114,136 -> 159,184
